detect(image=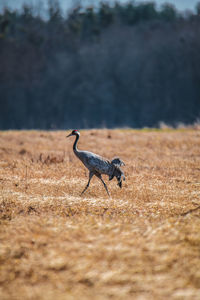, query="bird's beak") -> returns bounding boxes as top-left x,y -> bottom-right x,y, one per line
66,133 -> 72,138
